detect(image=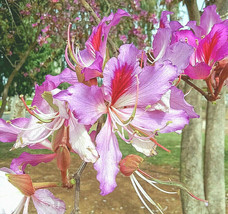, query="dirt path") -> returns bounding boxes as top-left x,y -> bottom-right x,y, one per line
0,155 -> 182,214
